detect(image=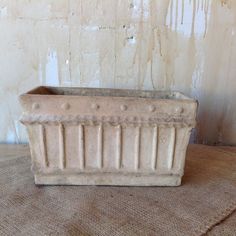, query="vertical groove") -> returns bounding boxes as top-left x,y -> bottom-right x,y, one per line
78,124 -> 85,169
151,125 -> 158,170
40,125 -> 49,167
135,126 -> 141,170
98,124 -> 103,168
170,127 -> 177,169
59,123 -> 65,169
101,125 -> 104,169
155,126 -> 159,170
117,125 -> 122,169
